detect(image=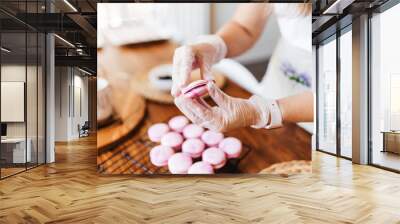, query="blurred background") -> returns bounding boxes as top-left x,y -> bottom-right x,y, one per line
98,3 -> 281,82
